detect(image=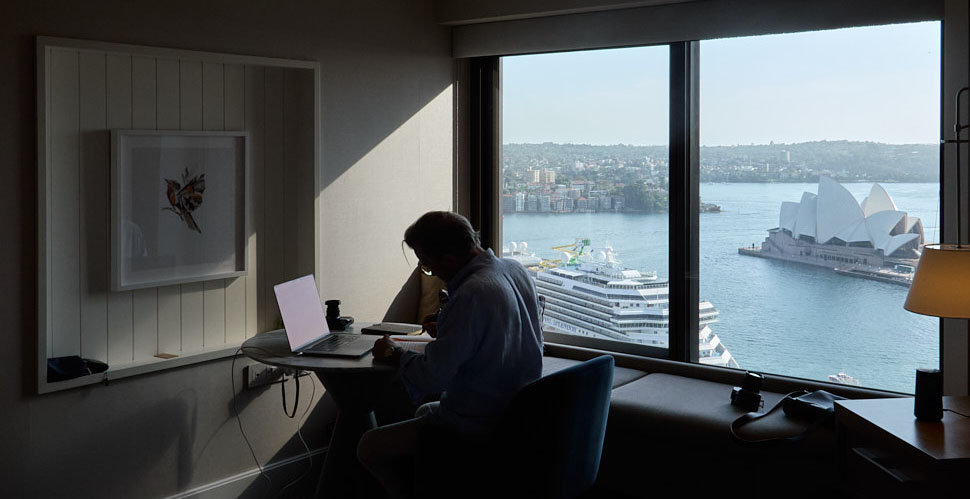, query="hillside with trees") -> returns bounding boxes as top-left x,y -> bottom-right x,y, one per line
503,141 -> 939,183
